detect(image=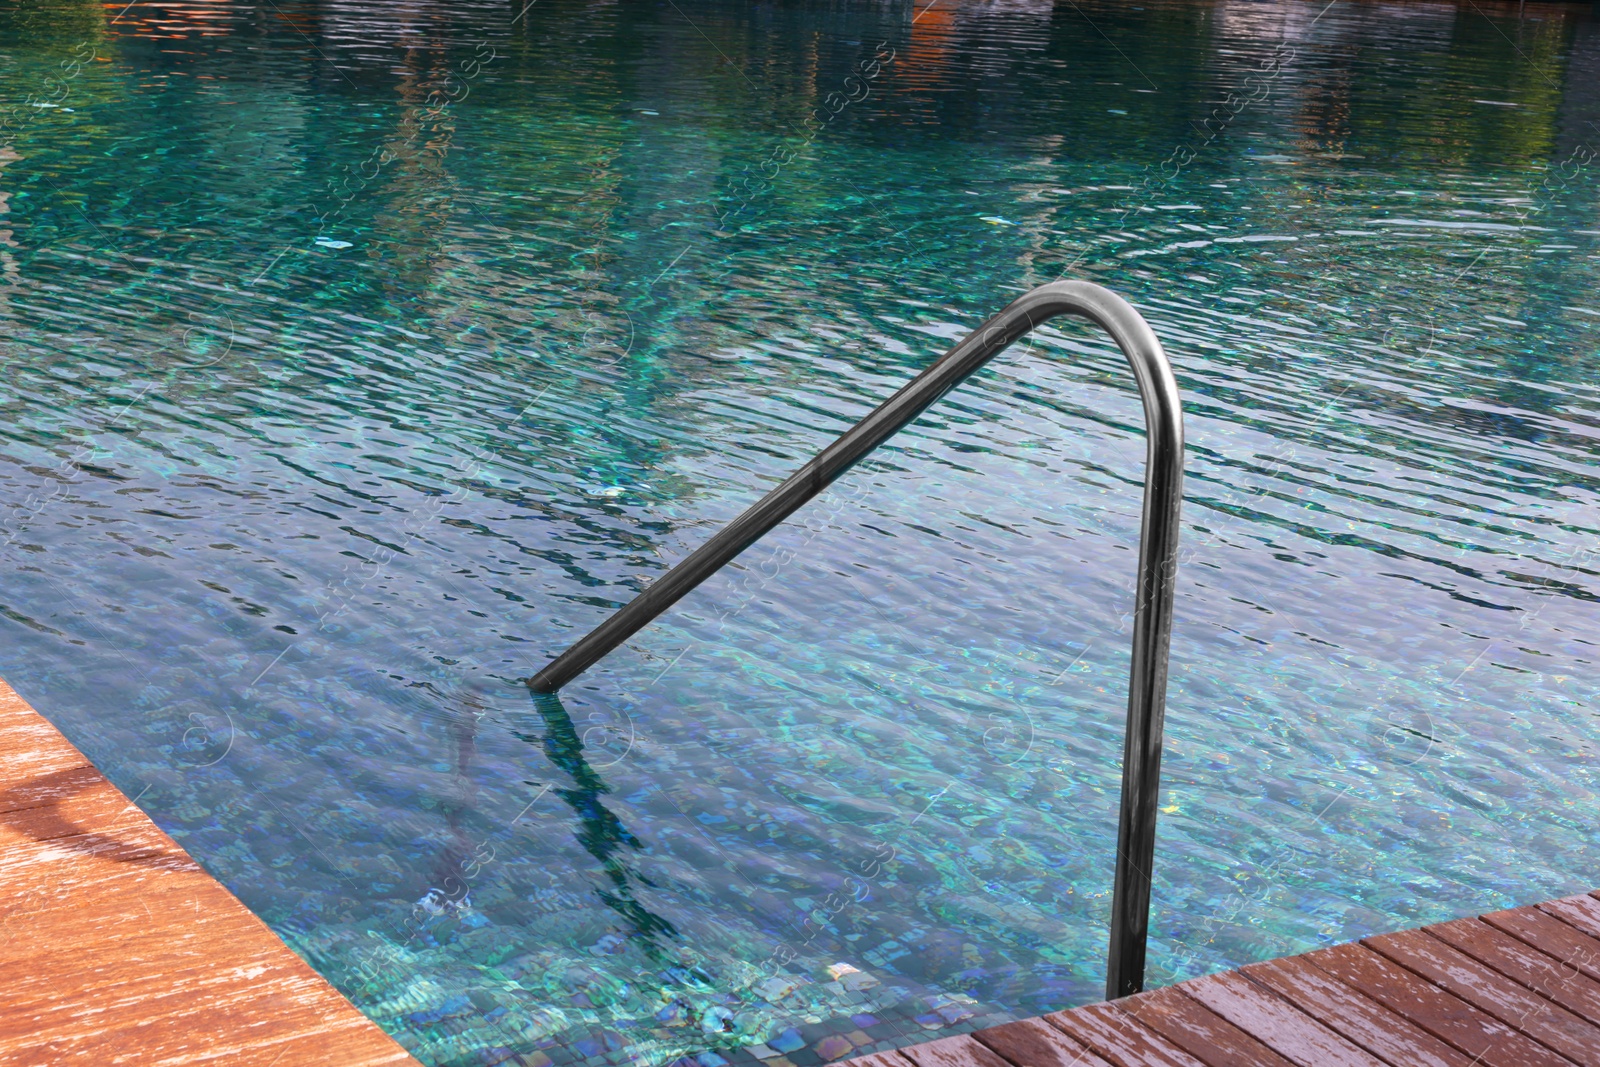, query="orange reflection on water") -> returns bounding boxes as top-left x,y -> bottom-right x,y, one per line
103,0 -> 247,39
